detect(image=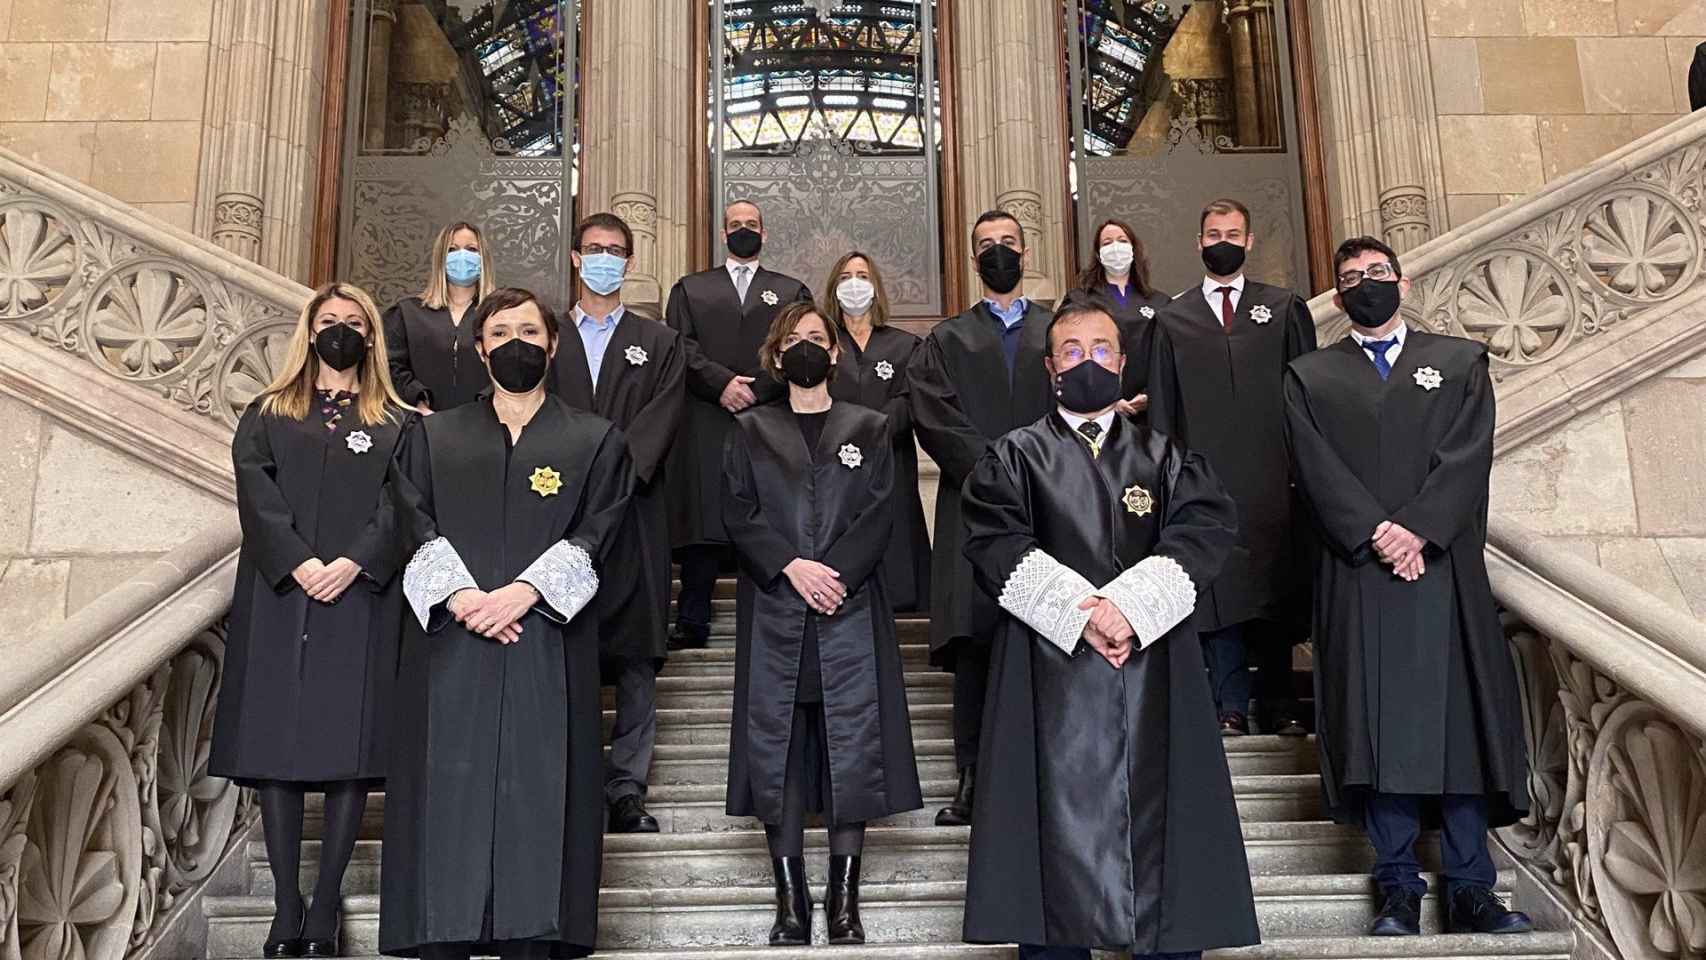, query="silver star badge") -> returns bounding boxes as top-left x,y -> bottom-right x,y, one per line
624,344 -> 648,366
875,360 -> 894,381
838,443 -> 863,469
760,289 -> 779,306
1414,366 -> 1443,391
1139,305 -> 1155,319
1250,304 -> 1273,324
346,430 -> 373,454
